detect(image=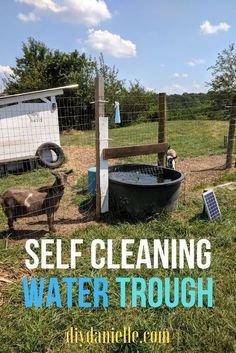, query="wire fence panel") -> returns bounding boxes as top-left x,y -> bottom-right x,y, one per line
0,95 -> 96,237
104,95 -> 233,206
0,86 -> 234,234
105,96 -> 232,158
